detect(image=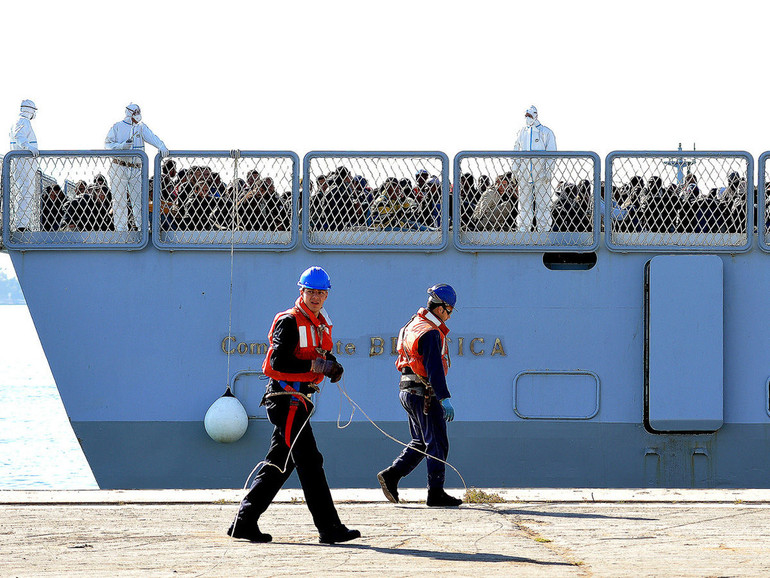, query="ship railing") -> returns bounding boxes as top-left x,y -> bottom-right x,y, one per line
302,151 -> 450,251
605,151 -> 753,253
0,152 -> 3,249
151,151 -> 299,251
2,149 -> 766,253
756,152 -> 770,252
1,150 -> 150,250
454,151 -> 601,252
